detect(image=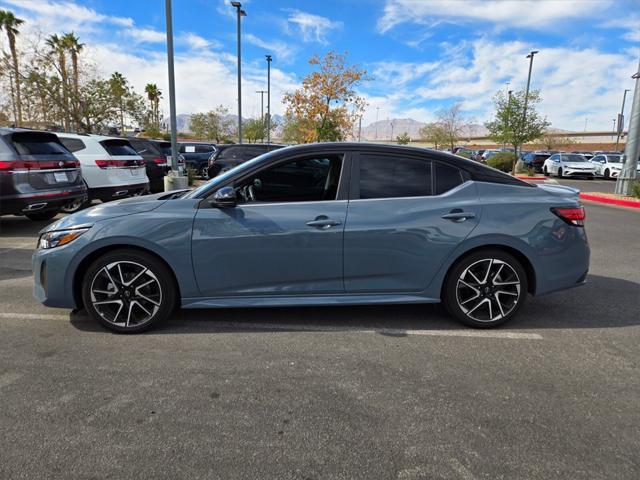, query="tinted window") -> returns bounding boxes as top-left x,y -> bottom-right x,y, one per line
195,145 -> 215,154
359,155 -> 431,199
218,146 -> 242,160
435,162 -> 463,195
59,138 -> 86,153
237,155 -> 343,203
100,140 -> 138,156
11,133 -> 69,155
